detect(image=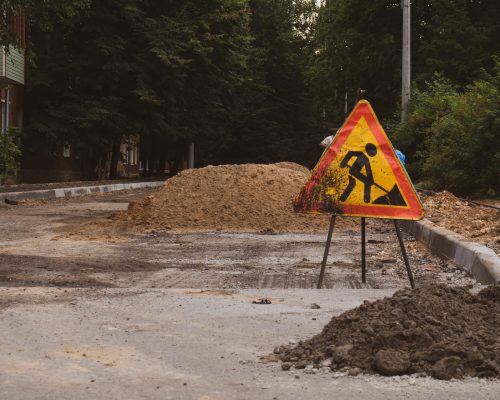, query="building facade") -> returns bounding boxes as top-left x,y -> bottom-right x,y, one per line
0,11 -> 26,136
